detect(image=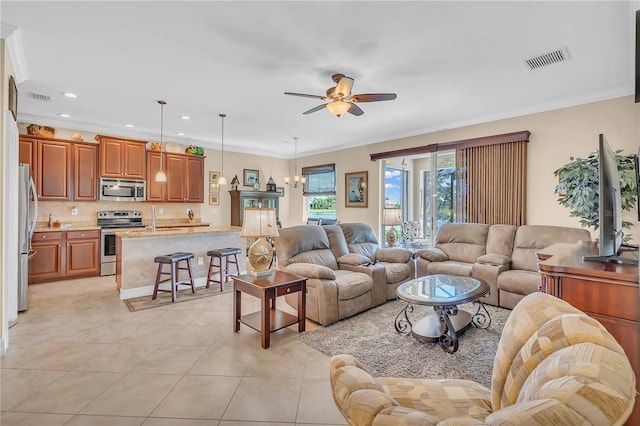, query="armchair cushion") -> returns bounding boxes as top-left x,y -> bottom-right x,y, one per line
282,263 -> 336,280
417,247 -> 448,262
381,262 -> 411,284
375,247 -> 412,263
477,253 -> 511,266
337,253 -> 371,266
